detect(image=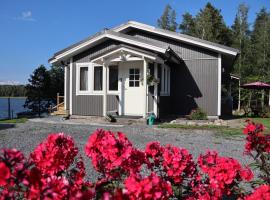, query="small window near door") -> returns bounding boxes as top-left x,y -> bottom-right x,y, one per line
160,65 -> 170,96
129,68 -> 140,87
80,67 -> 88,91
94,66 -> 103,91
109,65 -> 118,91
